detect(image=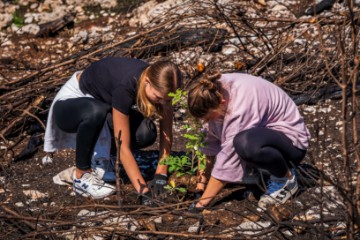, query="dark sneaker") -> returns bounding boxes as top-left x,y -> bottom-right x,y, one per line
73,172 -> 115,199
258,169 -> 298,208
